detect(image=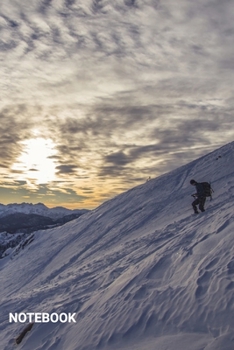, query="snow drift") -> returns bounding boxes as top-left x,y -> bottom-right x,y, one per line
1,142 -> 234,350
